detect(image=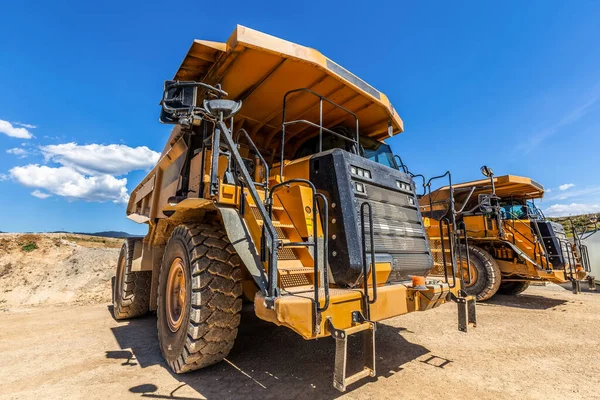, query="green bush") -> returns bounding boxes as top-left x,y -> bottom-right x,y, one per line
21,242 -> 38,252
